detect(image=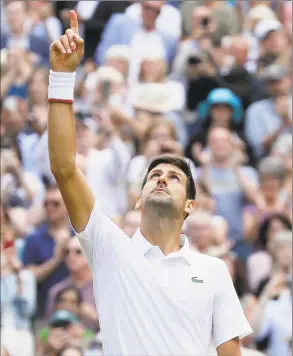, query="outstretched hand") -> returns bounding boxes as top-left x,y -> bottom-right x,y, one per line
50,10 -> 84,72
